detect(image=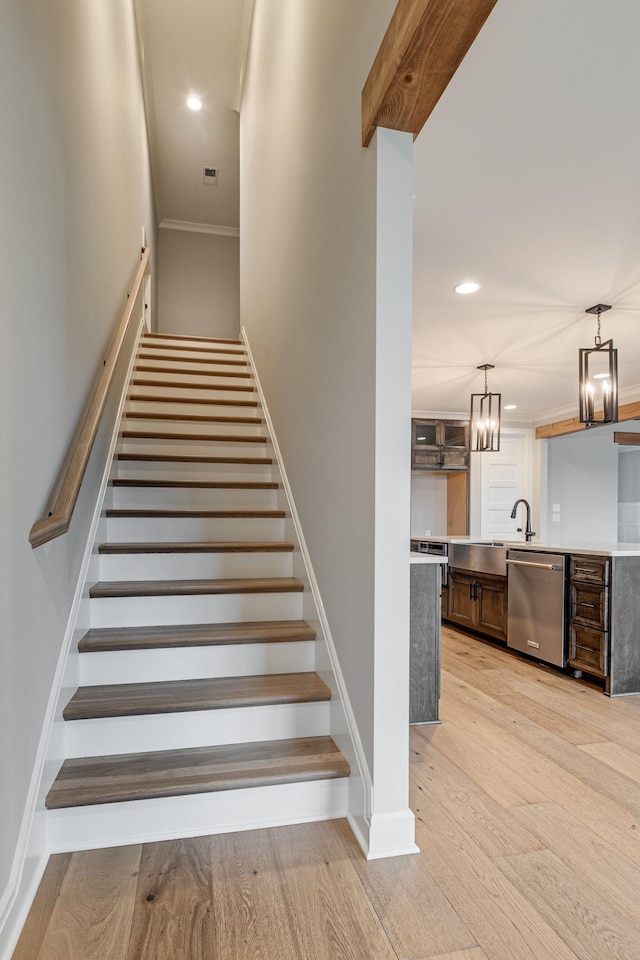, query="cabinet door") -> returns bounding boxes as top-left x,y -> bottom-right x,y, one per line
568,624 -> 608,677
569,555 -> 609,585
570,582 -> 608,630
475,576 -> 508,642
447,571 -> 477,630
